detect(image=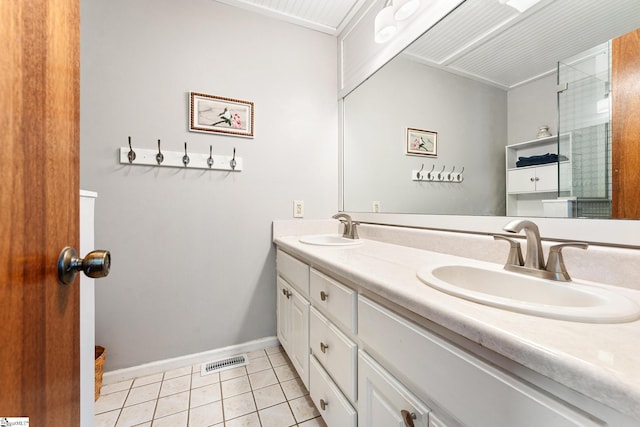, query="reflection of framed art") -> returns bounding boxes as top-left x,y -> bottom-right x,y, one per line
406,128 -> 437,157
189,92 -> 254,138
